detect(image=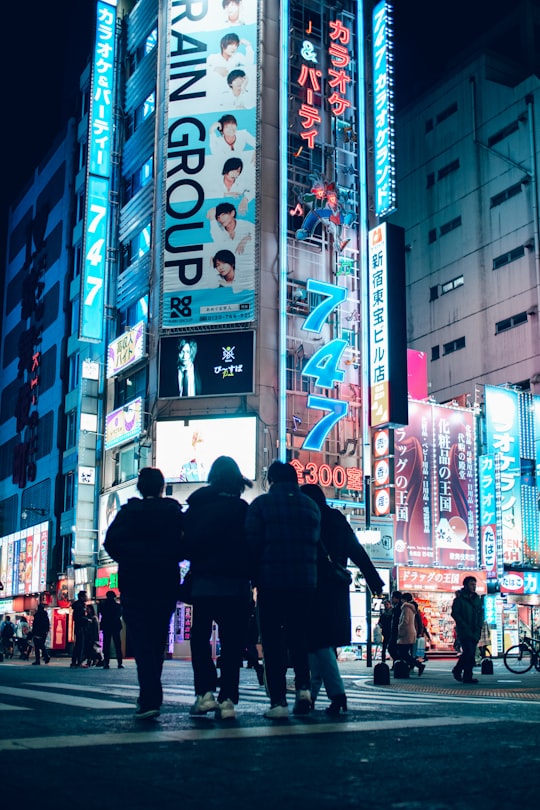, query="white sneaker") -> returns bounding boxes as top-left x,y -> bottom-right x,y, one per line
264,702 -> 289,719
216,698 -> 236,720
293,689 -> 312,715
190,691 -> 219,715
